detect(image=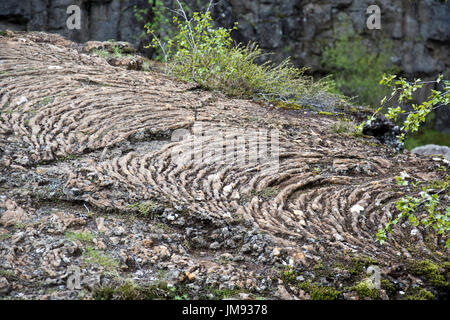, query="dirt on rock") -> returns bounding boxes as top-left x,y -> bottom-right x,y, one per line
0,31 -> 448,300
